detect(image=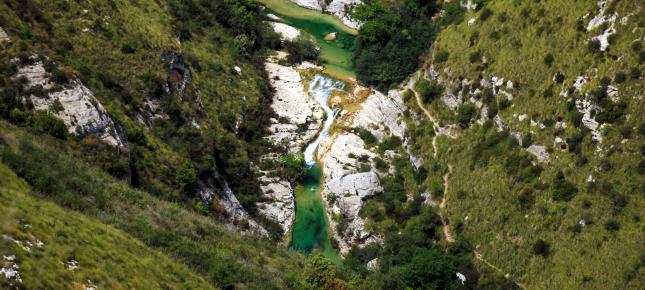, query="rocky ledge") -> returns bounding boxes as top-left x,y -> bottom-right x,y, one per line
265,54 -> 323,153
317,88 -> 411,253
15,57 -> 126,148
256,52 -> 323,235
